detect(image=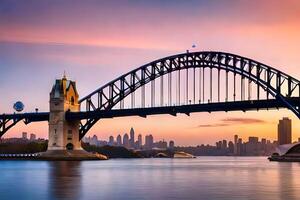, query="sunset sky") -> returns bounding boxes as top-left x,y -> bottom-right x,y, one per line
1,0 -> 300,145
